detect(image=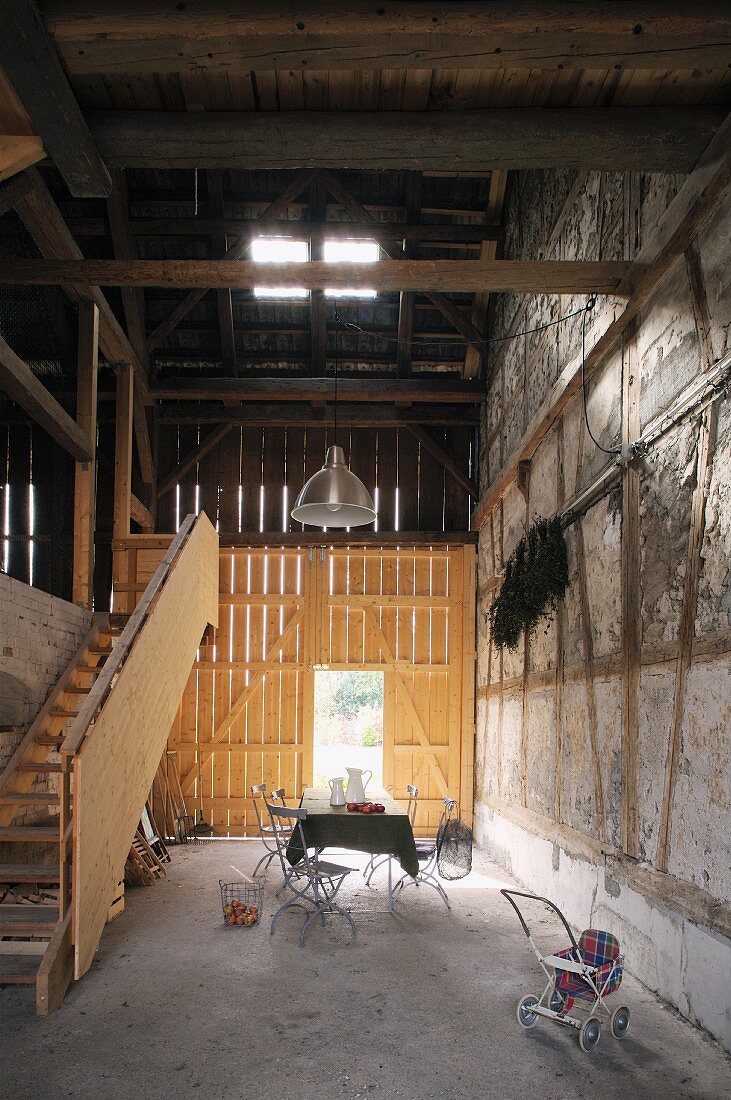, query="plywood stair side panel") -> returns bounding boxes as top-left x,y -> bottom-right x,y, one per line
73,514 -> 218,978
